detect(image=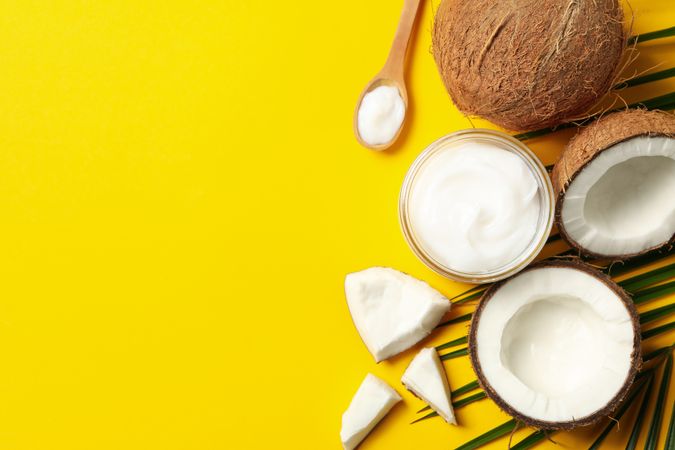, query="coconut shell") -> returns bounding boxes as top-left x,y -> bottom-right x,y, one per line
432,0 -> 625,131
553,109 -> 675,259
468,260 -> 641,430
